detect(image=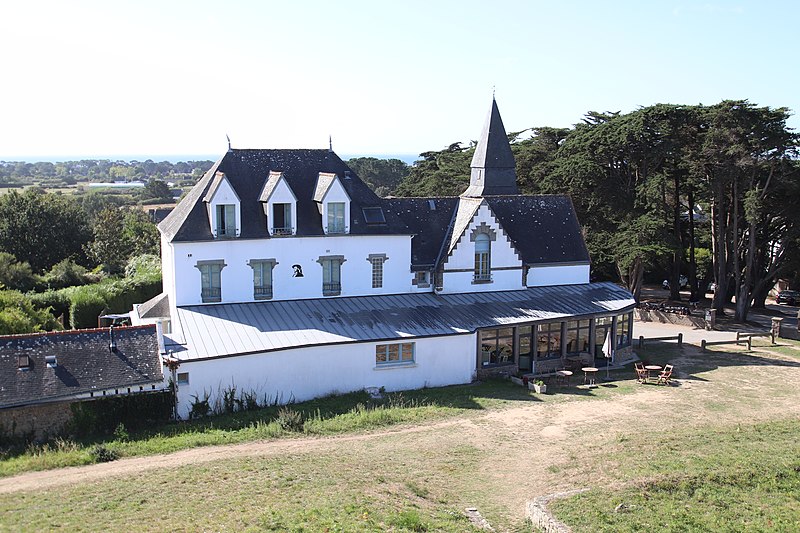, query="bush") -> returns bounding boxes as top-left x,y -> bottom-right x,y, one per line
29,290 -> 71,328
70,392 -> 173,436
90,444 -> 118,463
68,287 -> 107,329
276,407 -> 304,432
42,259 -> 93,290
0,290 -> 61,334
